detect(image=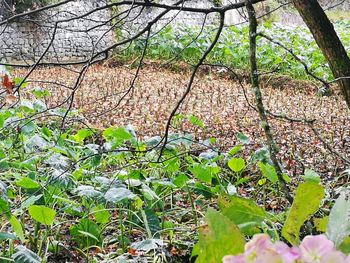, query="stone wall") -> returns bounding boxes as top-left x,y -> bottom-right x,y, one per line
0,0 -> 115,64
120,0 -> 219,36
0,0 -> 221,63
0,0 -> 348,63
